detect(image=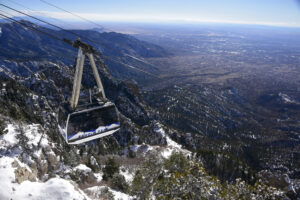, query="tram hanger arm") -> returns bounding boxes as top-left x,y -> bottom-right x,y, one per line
63,38 -> 102,56
67,38 -> 107,109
